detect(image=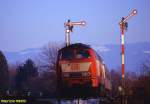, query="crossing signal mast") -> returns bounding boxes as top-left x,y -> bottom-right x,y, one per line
119,9 -> 137,98
64,20 -> 86,46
